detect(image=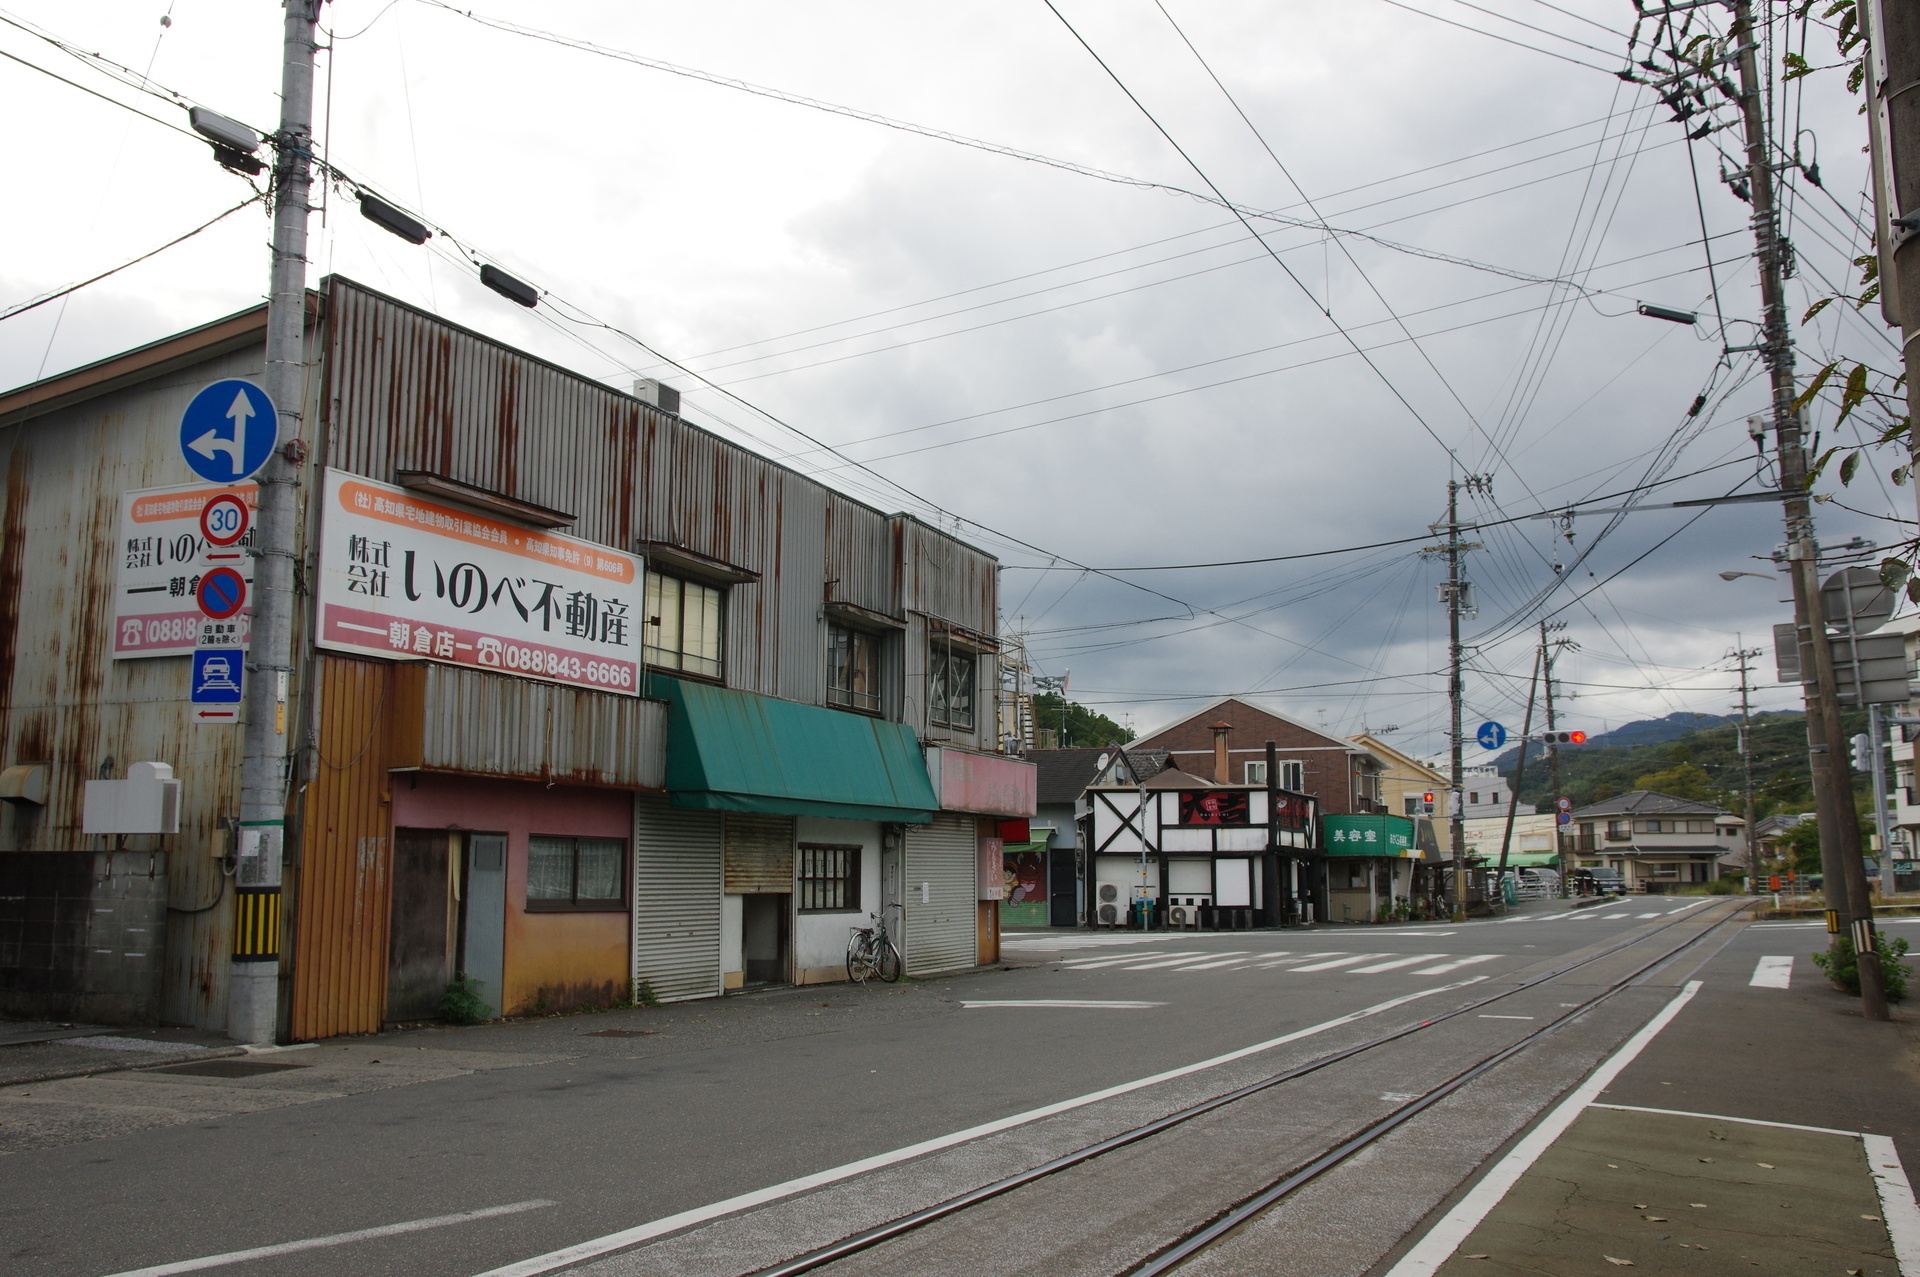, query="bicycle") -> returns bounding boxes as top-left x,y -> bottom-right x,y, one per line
846,912 -> 903,984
